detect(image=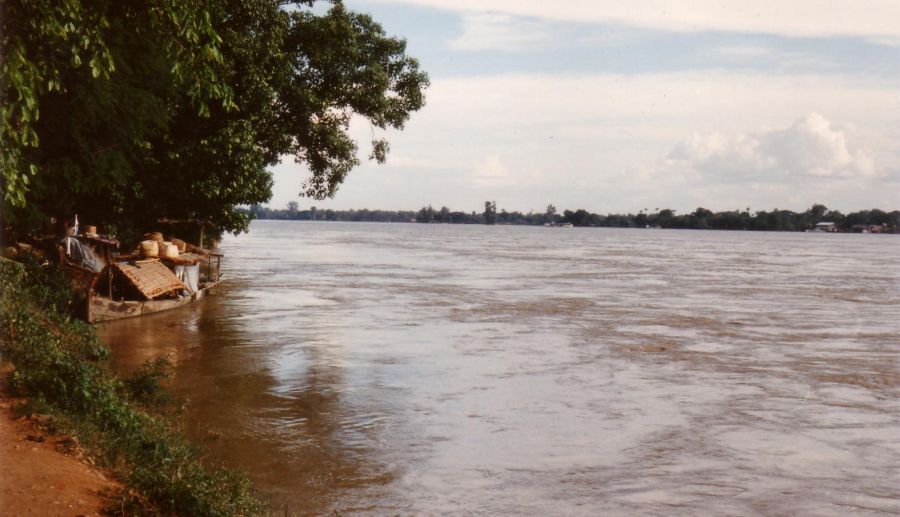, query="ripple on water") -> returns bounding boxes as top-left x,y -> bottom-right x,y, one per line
99,222 -> 900,515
